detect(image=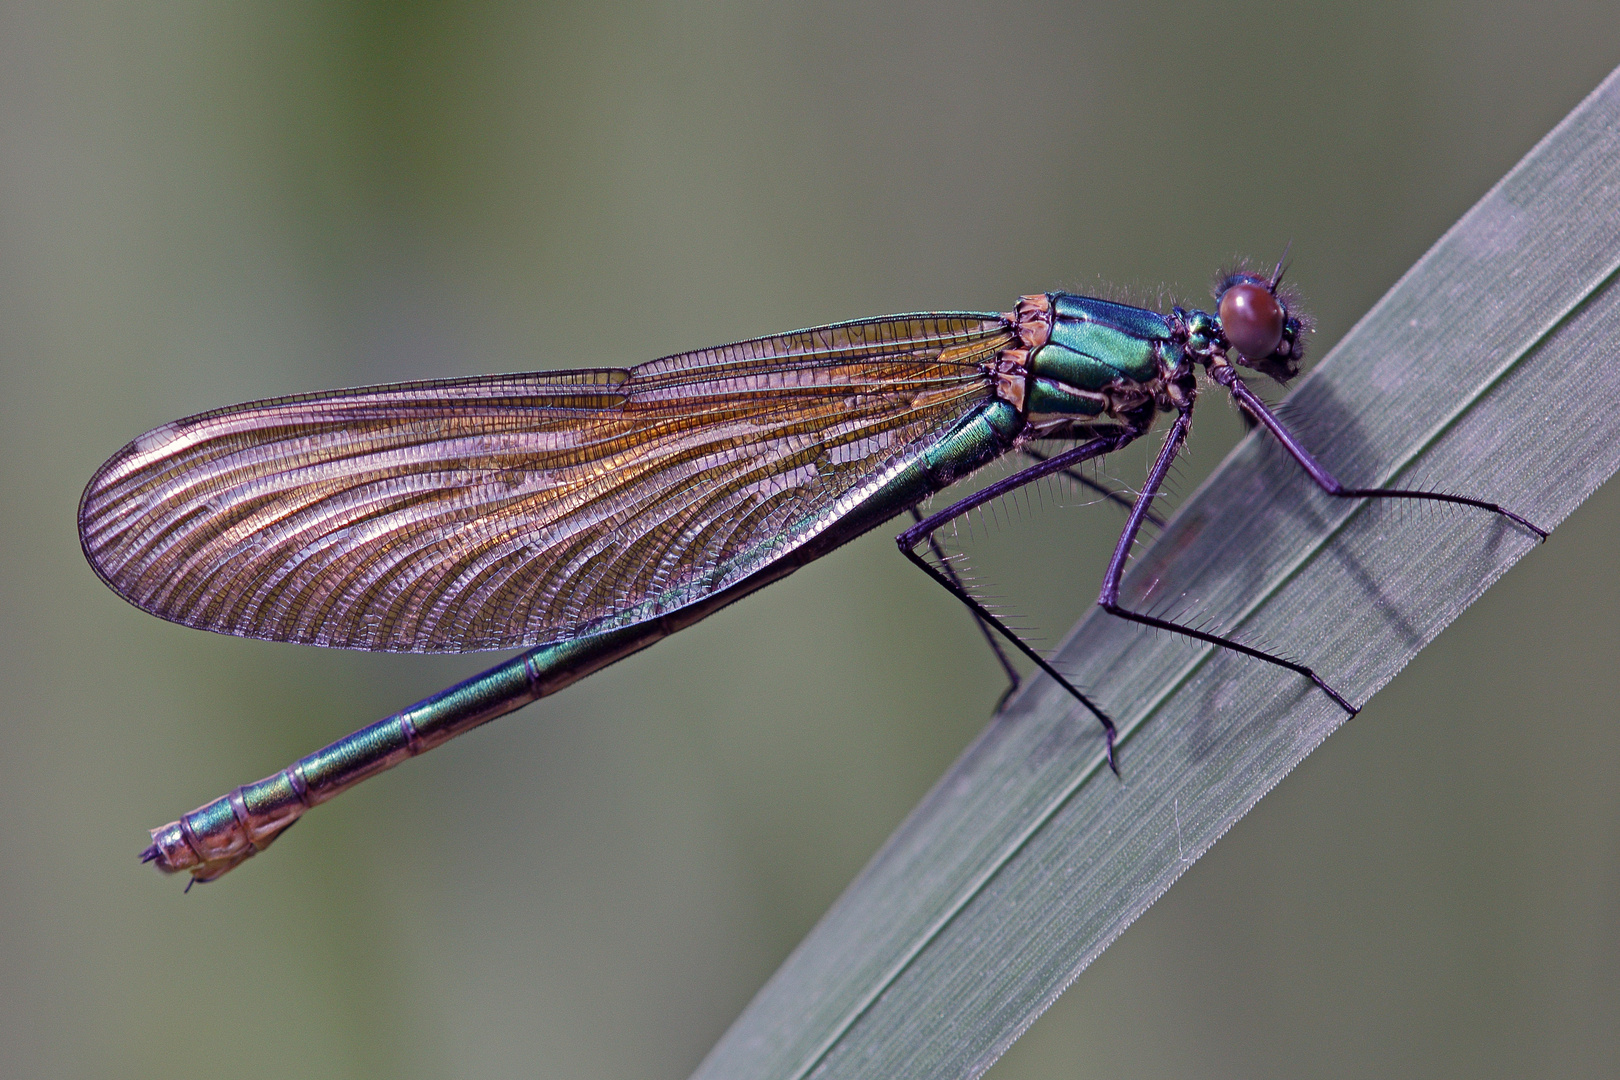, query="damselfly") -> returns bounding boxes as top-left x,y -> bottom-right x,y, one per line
79,264 -> 1545,884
